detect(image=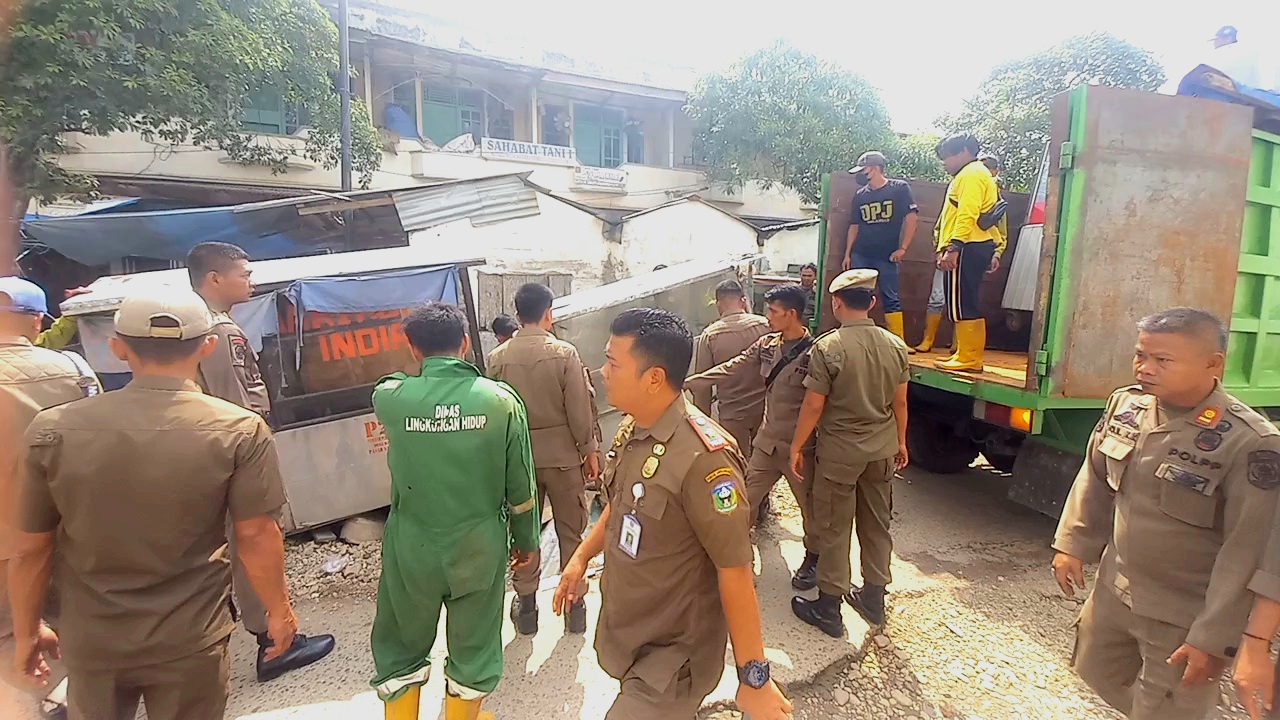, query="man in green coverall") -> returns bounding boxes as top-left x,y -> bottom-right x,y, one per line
370,301 -> 540,720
